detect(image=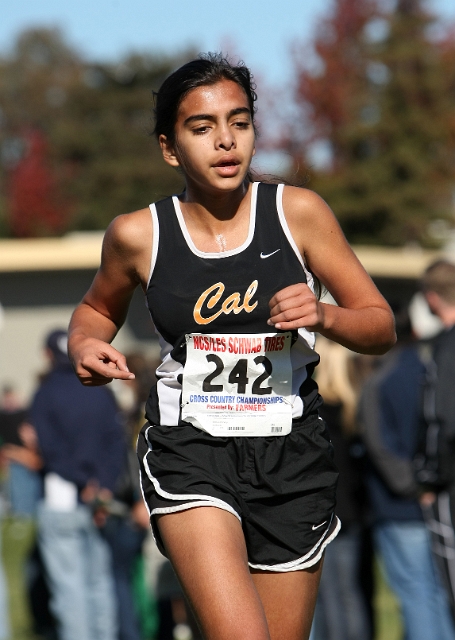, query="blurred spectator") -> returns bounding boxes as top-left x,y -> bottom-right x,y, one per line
0,486 -> 10,640
0,386 -> 26,447
358,305 -> 454,640
124,352 -> 160,440
30,329 -> 125,640
0,388 -> 12,640
0,385 -> 42,516
102,352 -> 155,640
415,259 -> 455,623
0,385 -> 45,639
310,336 -> 372,640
